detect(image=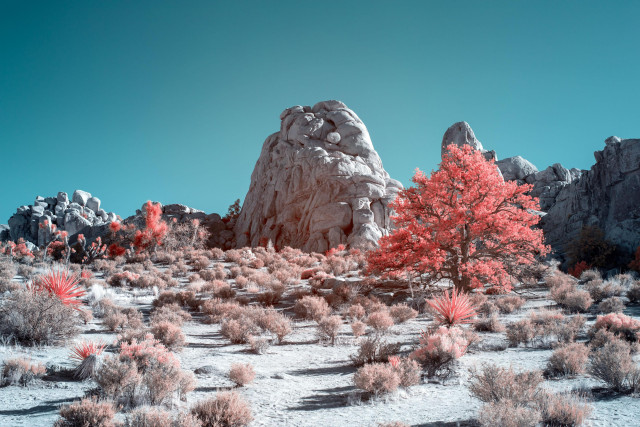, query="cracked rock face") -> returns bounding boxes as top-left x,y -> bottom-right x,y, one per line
234,100 -> 403,252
